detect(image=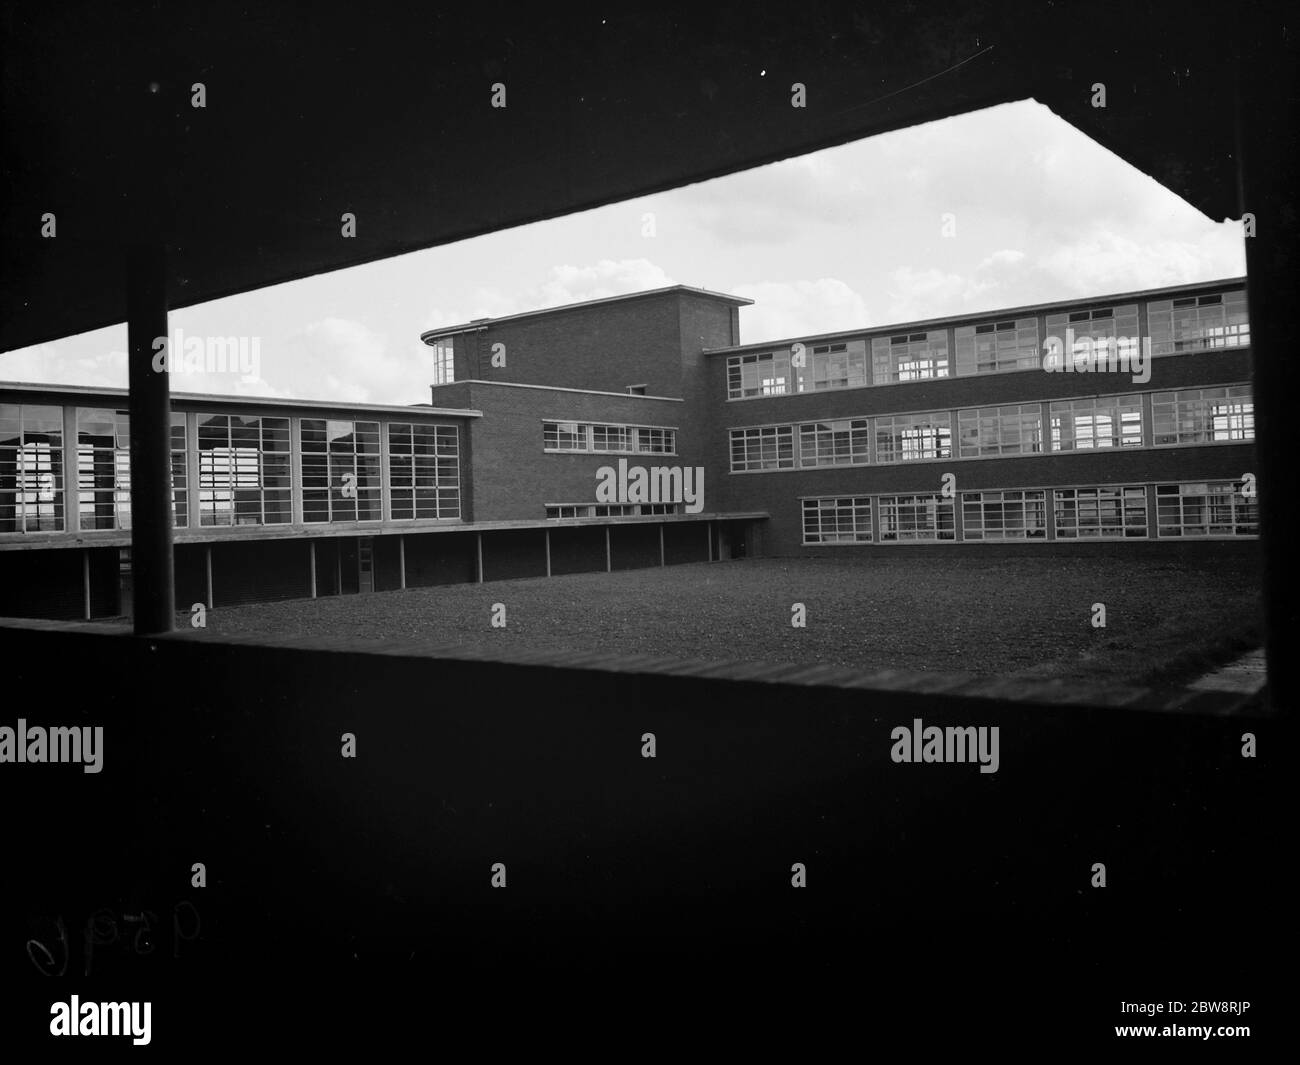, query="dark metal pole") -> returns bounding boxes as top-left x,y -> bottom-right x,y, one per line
127,243 -> 174,634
